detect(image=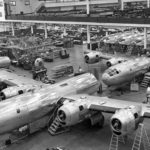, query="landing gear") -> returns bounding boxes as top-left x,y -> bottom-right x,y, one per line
97,114 -> 104,128
97,83 -> 103,94
89,112 -> 105,128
